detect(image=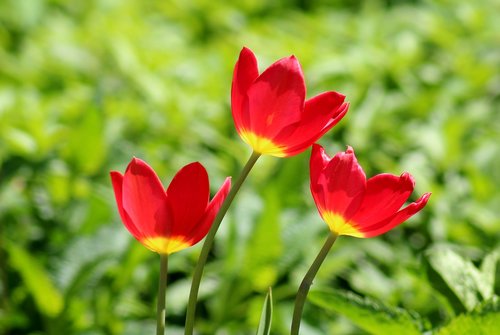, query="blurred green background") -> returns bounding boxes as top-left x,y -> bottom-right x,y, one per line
1,0 -> 499,334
